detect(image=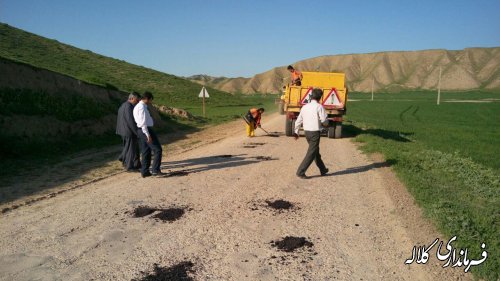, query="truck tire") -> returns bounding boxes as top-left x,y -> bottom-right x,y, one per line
334,123 -> 342,139
279,103 -> 285,115
327,126 -> 335,139
285,118 -> 293,136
